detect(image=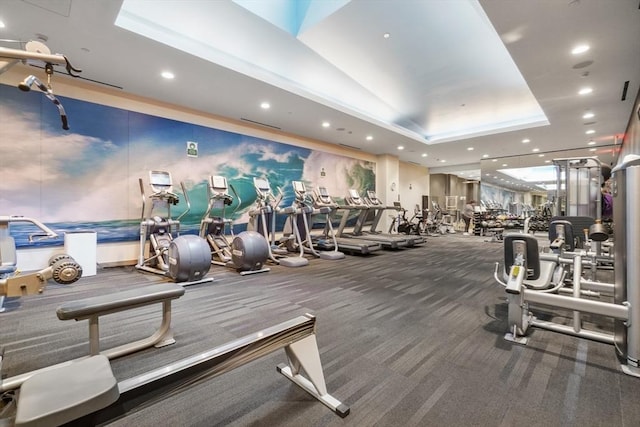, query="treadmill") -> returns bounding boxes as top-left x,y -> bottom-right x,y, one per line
364,191 -> 425,246
312,186 -> 382,255
339,189 -> 409,249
